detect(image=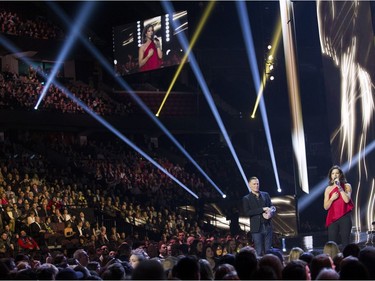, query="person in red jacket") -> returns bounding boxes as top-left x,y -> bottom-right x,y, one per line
17,229 -> 39,252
